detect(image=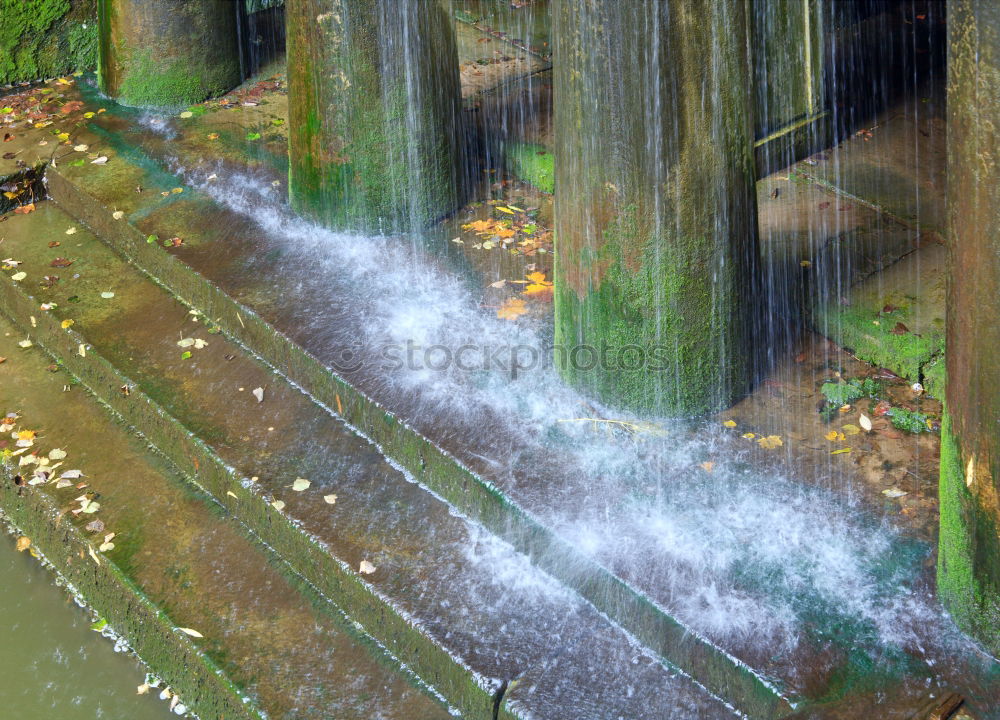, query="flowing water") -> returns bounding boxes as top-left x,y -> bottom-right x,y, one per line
3,0 -> 997,716
0,532 -> 173,720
